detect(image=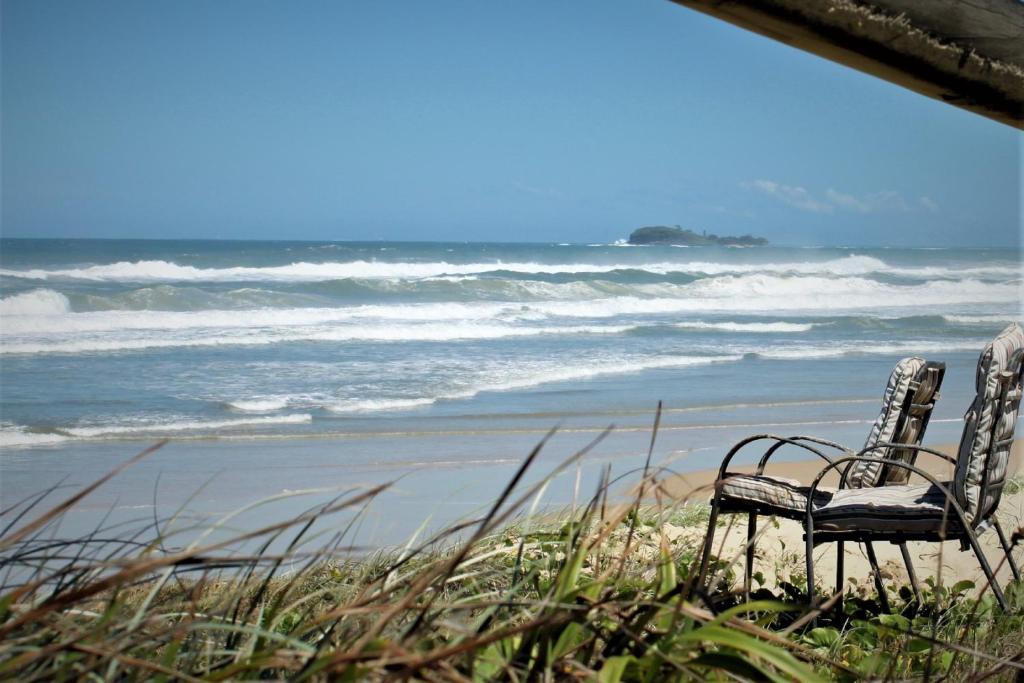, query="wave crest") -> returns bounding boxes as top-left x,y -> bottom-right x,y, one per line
0,289 -> 71,315
3,254 -> 1018,283
62,413 -> 313,438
